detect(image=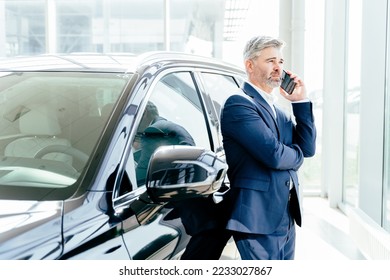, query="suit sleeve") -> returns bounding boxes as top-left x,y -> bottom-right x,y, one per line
292,102 -> 317,157
221,95 -> 304,170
